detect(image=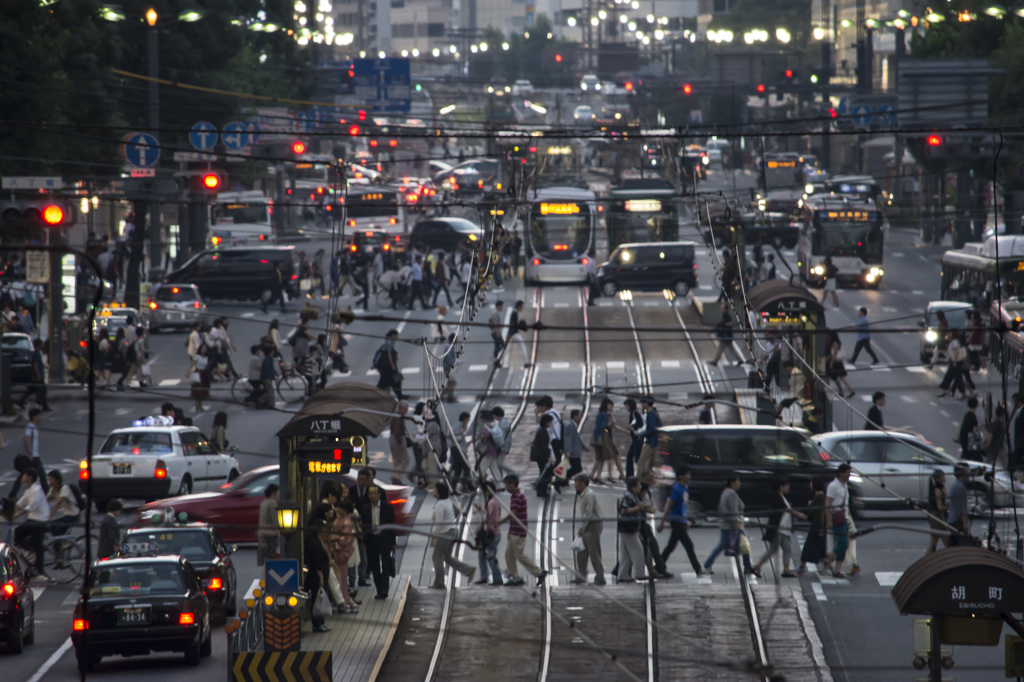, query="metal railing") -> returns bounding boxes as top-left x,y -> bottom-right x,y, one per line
225,579 -> 268,680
